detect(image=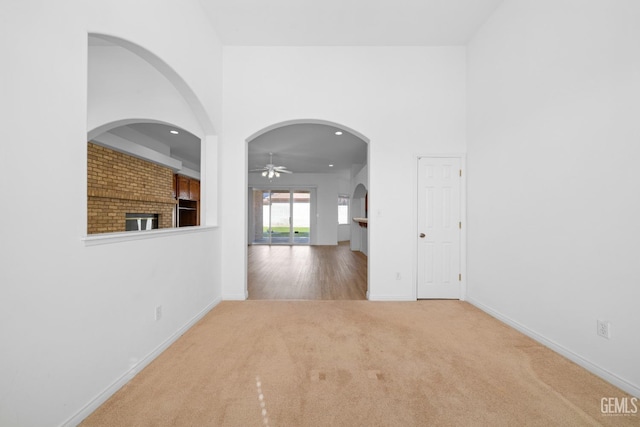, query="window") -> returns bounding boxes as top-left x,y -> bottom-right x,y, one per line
338,195 -> 350,225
